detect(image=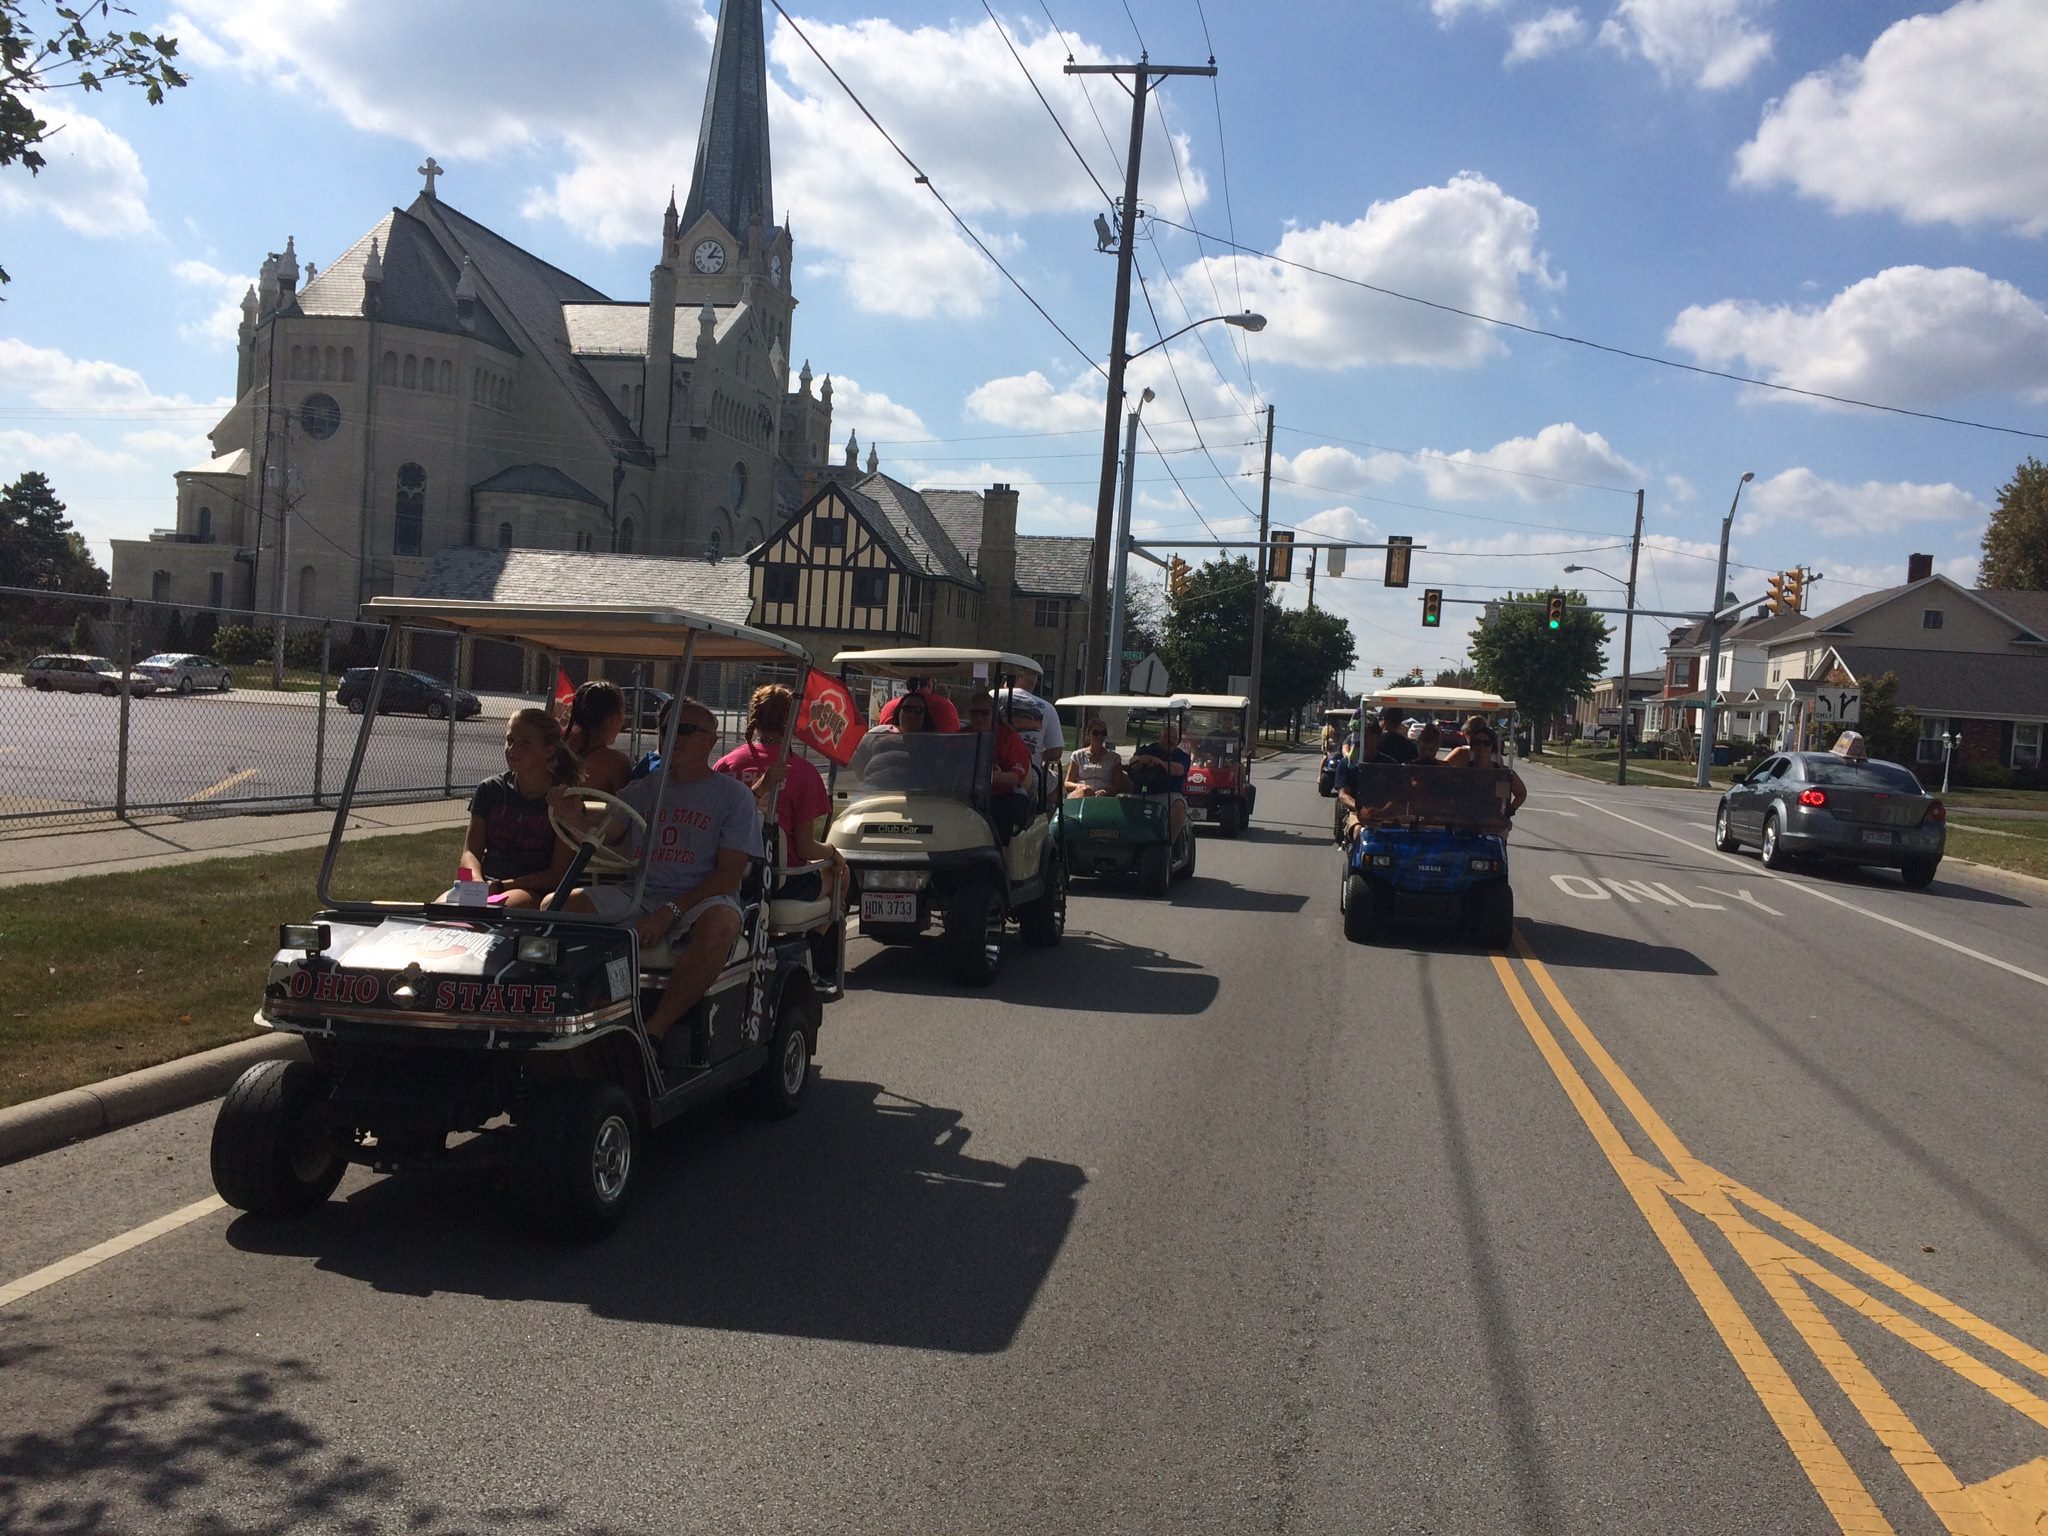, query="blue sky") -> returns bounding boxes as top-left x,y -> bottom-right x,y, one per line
4,0 -> 2045,680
